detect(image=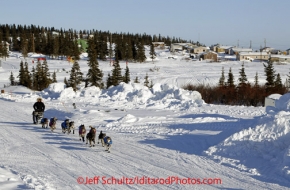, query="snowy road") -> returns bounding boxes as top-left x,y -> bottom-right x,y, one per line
0,98 -> 288,190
